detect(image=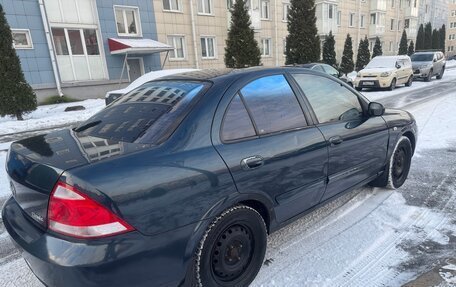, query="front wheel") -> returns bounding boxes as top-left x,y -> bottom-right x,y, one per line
355,87 -> 363,91
194,205 -> 267,287
425,69 -> 433,82
388,78 -> 396,91
405,75 -> 413,87
370,136 -> 412,189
